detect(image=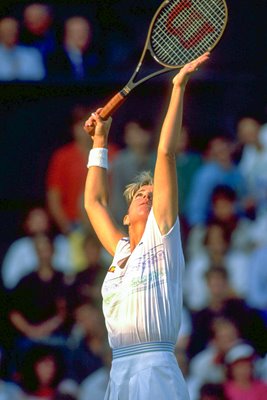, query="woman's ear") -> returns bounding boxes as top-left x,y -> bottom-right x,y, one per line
123,214 -> 129,226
